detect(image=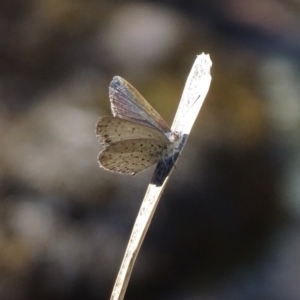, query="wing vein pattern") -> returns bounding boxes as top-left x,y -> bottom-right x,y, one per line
109,76 -> 171,134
